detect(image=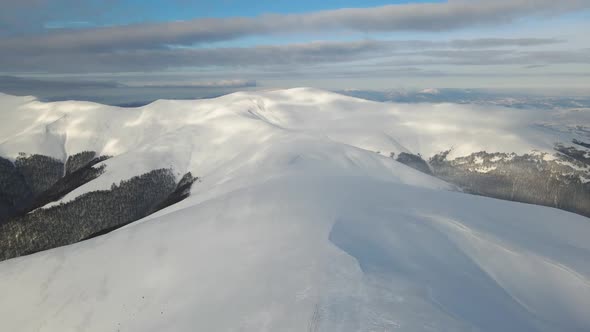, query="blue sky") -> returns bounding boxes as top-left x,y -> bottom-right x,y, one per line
1,0 -> 589,91
130,0 -> 440,18
45,0 -> 445,25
